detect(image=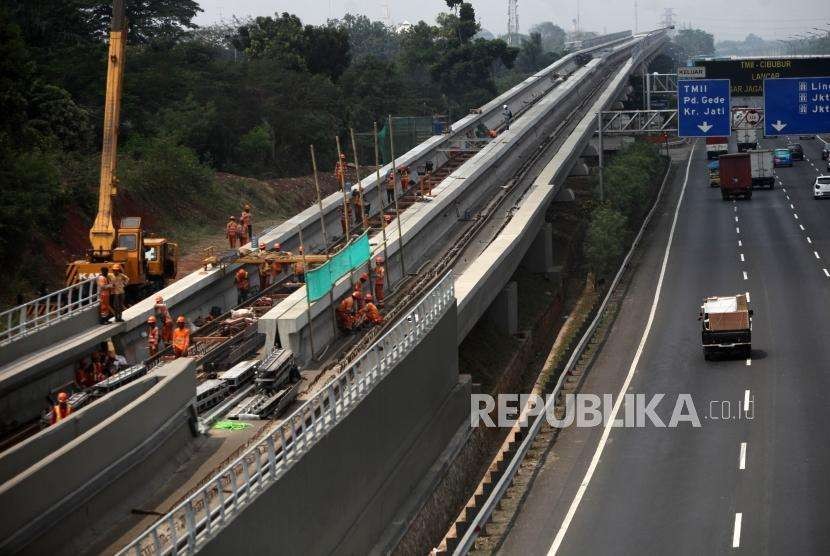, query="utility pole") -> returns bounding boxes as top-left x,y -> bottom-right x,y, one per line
634,0 -> 638,34
507,0 -> 519,46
